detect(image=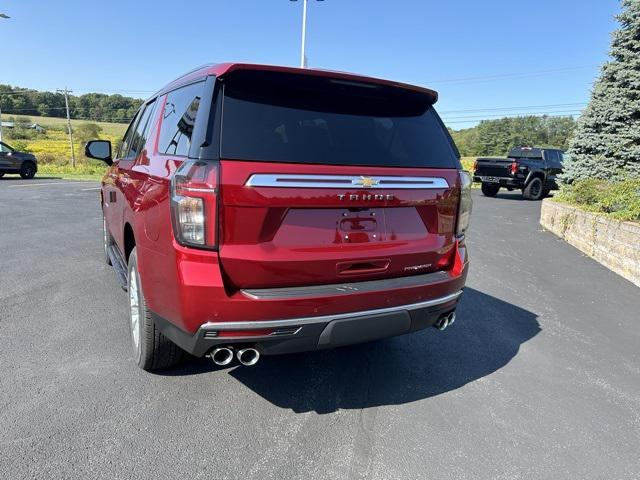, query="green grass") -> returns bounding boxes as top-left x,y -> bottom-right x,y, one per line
37,162 -> 108,181
9,113 -> 127,137
3,114 -> 126,171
